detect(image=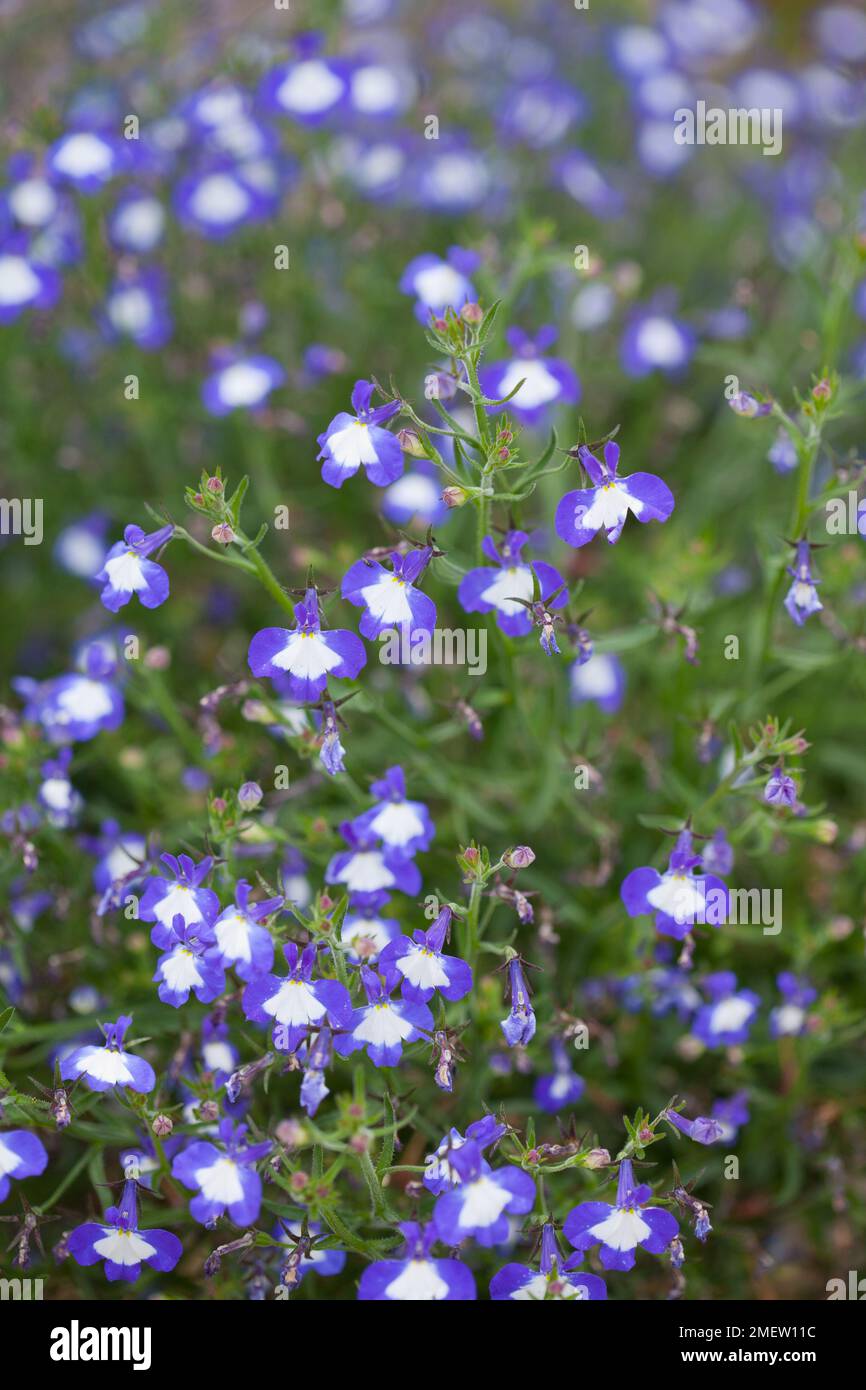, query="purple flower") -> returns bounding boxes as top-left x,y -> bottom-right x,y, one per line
665,1108 -> 725,1145
243,942 -> 353,1054
710,1091 -> 750,1142
340,901 -> 402,967
46,128 -> 125,192
399,246 -> 479,322
38,748 -> 82,827
96,523 -> 172,612
479,326 -> 580,427
458,530 -> 567,639
211,879 -> 282,981
106,187 -> 166,253
693,972 -> 760,1048
13,647 -> 124,744
621,829 -> 729,940
728,391 -> 771,418
491,1222 -> 607,1301
380,906 -> 472,1005
103,268 -> 172,350
317,379 -> 403,489
67,1179 -> 181,1283
423,1115 -> 507,1196
499,80 -> 585,149
569,650 -> 626,713
381,458 -> 450,527
533,1039 -> 585,1114
140,852 -> 220,942
764,765 -> 797,806
248,587 -> 367,703
0,246 -> 61,322
0,1128 -> 48,1201
259,50 -> 350,126
620,306 -> 696,377
333,966 -> 433,1068
501,958 -> 536,1047
300,1025 -> 333,1118
349,765 -> 434,856
341,547 -> 436,640
563,1158 -> 679,1272
768,428 -> 798,473
60,1015 -> 155,1094
153,915 -> 225,1009
201,351 -> 284,415
53,512 -> 109,579
358,1221 -> 476,1301
769,972 -> 816,1038
173,163 -> 271,239
701,827 -> 734,877
172,1120 -> 271,1227
784,541 -> 823,626
555,440 -> 674,549
432,1140 -> 535,1247
325,821 -> 422,899
319,700 -> 346,776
